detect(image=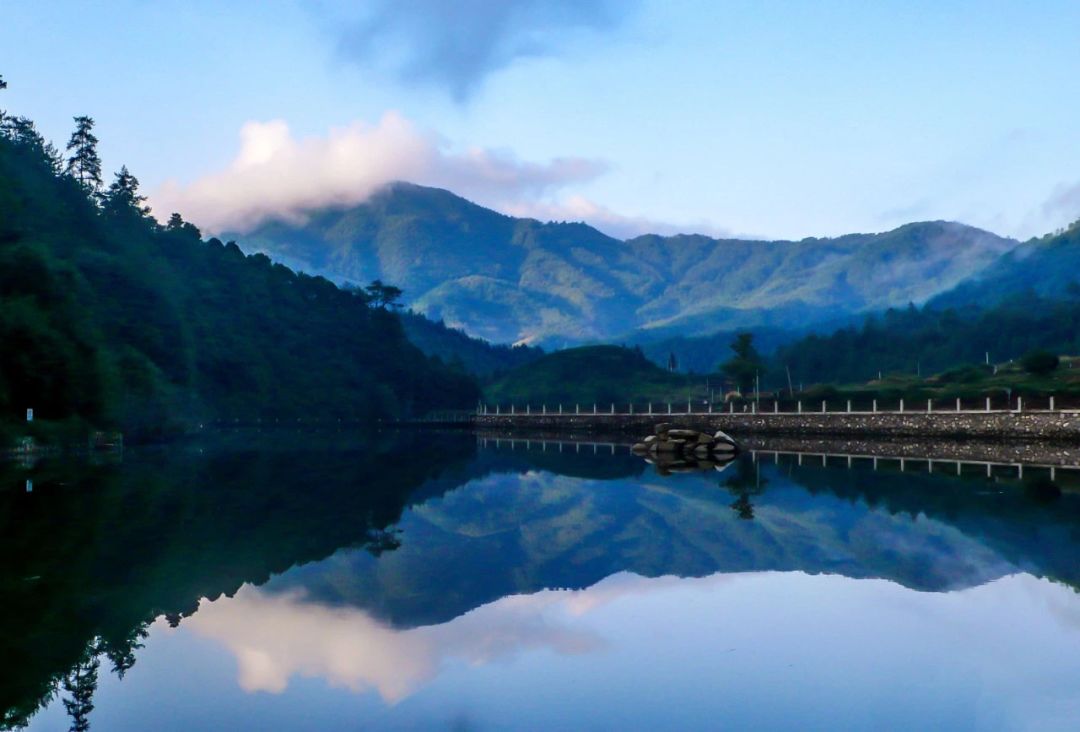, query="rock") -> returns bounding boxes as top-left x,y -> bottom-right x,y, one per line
696,433 -> 716,445
655,423 -> 672,435
713,441 -> 736,452
713,430 -> 736,445
631,443 -> 649,453
644,435 -> 657,443
656,441 -> 679,452
668,429 -> 699,439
